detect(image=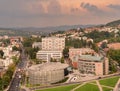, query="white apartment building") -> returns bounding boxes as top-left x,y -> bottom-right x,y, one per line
0,58 -> 13,69
32,42 -> 42,49
42,37 -> 65,51
36,50 -> 62,62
